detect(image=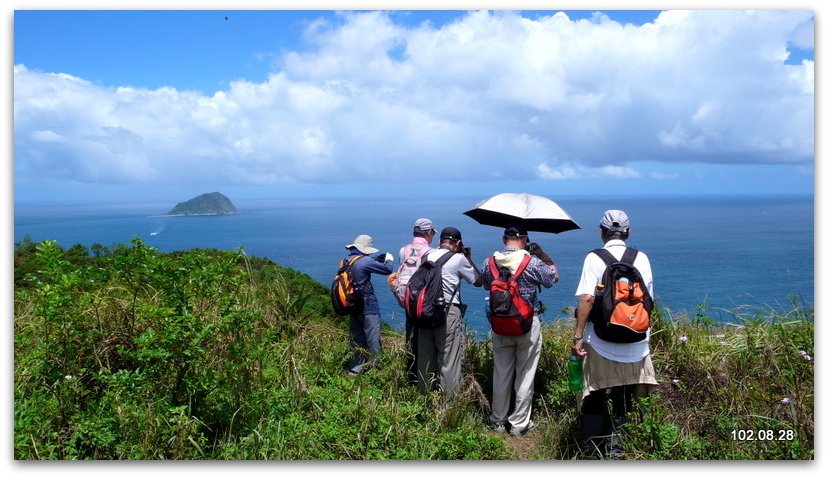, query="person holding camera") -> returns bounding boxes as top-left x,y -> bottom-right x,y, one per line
342,234 -> 395,376
417,226 -> 483,401
481,226 -> 559,436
